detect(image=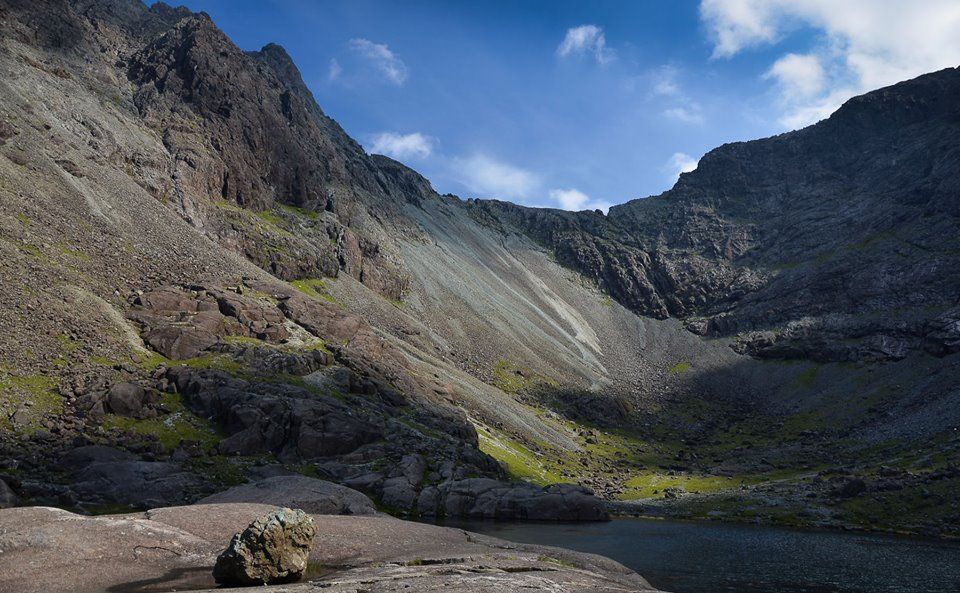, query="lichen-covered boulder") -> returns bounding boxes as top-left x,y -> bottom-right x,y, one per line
212,507 -> 315,586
